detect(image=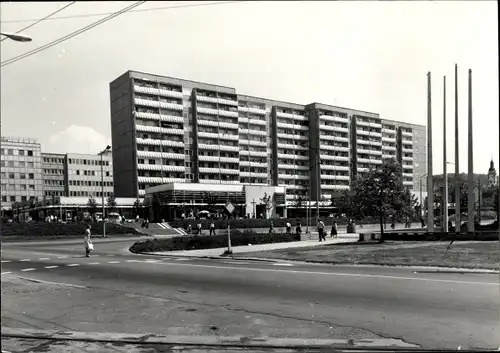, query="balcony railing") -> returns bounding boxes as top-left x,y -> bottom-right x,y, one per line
320,154 -> 350,162
240,150 -> 267,157
135,111 -> 184,123
136,151 -> 184,160
138,176 -> 185,184
135,125 -> 184,135
319,115 -> 349,124
136,138 -> 184,147
137,164 -> 185,172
